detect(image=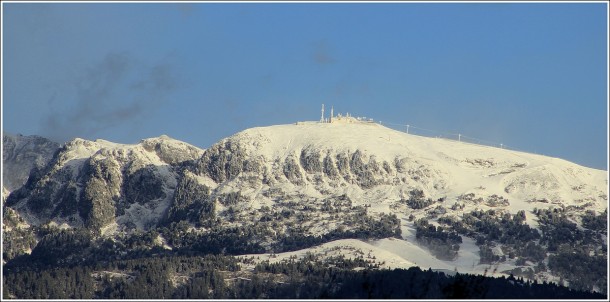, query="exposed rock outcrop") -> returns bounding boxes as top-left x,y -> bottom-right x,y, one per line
5,136 -> 202,233
3,133 -> 60,192
166,171 -> 214,225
